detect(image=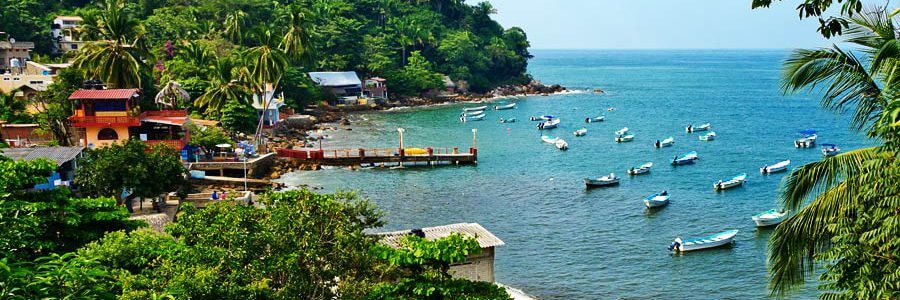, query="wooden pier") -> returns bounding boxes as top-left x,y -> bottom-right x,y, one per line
276,147 -> 478,167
